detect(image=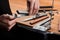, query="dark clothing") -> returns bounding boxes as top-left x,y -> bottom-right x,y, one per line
0,23 -> 45,40
0,0 -> 12,15
0,0 -> 17,38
